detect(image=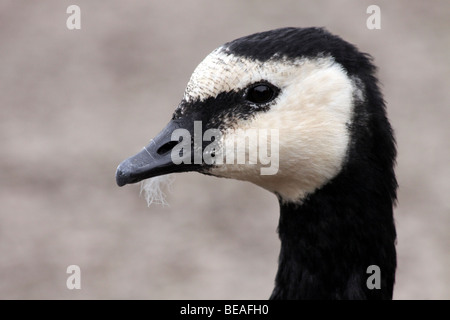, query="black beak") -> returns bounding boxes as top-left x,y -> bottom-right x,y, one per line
115,119 -> 199,187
